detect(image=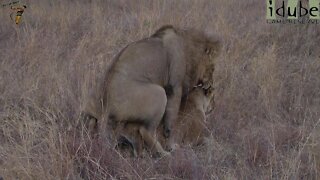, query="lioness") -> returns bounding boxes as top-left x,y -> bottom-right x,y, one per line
174,83 -> 214,146
85,25 -> 220,156
114,84 -> 214,157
